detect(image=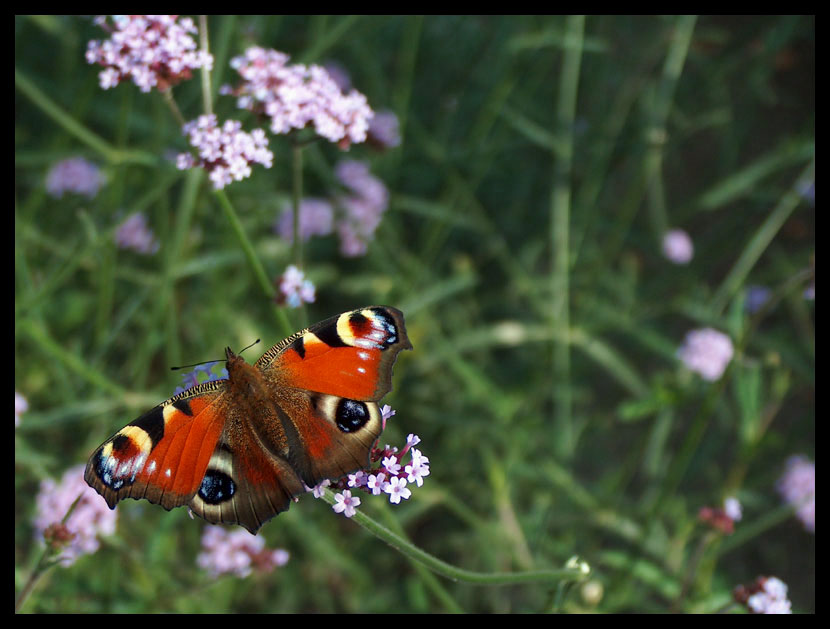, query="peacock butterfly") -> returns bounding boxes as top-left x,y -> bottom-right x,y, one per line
84,306 -> 411,534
